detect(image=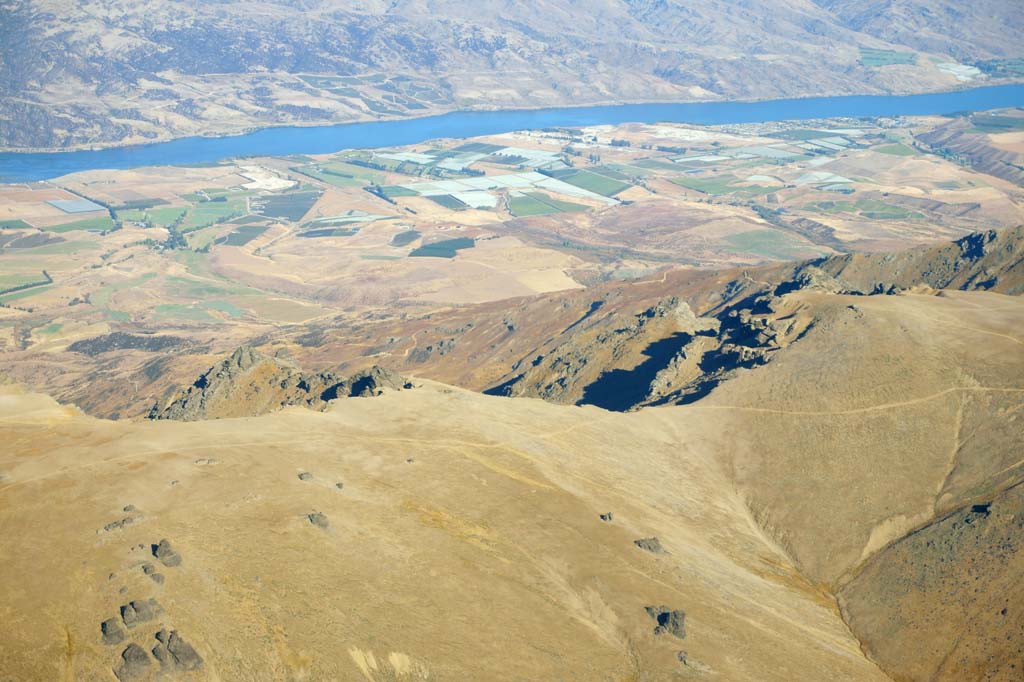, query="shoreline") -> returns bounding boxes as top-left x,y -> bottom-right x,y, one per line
2,79 -> 1022,156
